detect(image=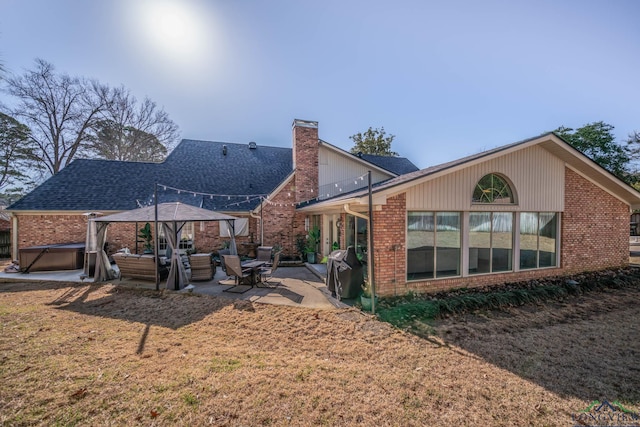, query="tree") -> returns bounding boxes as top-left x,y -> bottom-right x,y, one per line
349,127 -> 398,156
0,112 -> 38,193
554,121 -> 630,180
625,131 -> 640,188
89,121 -> 168,162
4,59 -> 112,175
86,90 -> 178,162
